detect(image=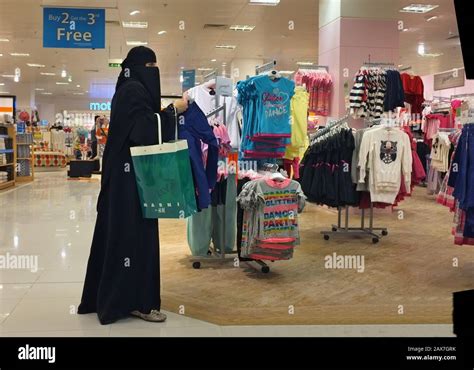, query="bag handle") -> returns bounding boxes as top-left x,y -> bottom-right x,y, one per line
155,108 -> 179,145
